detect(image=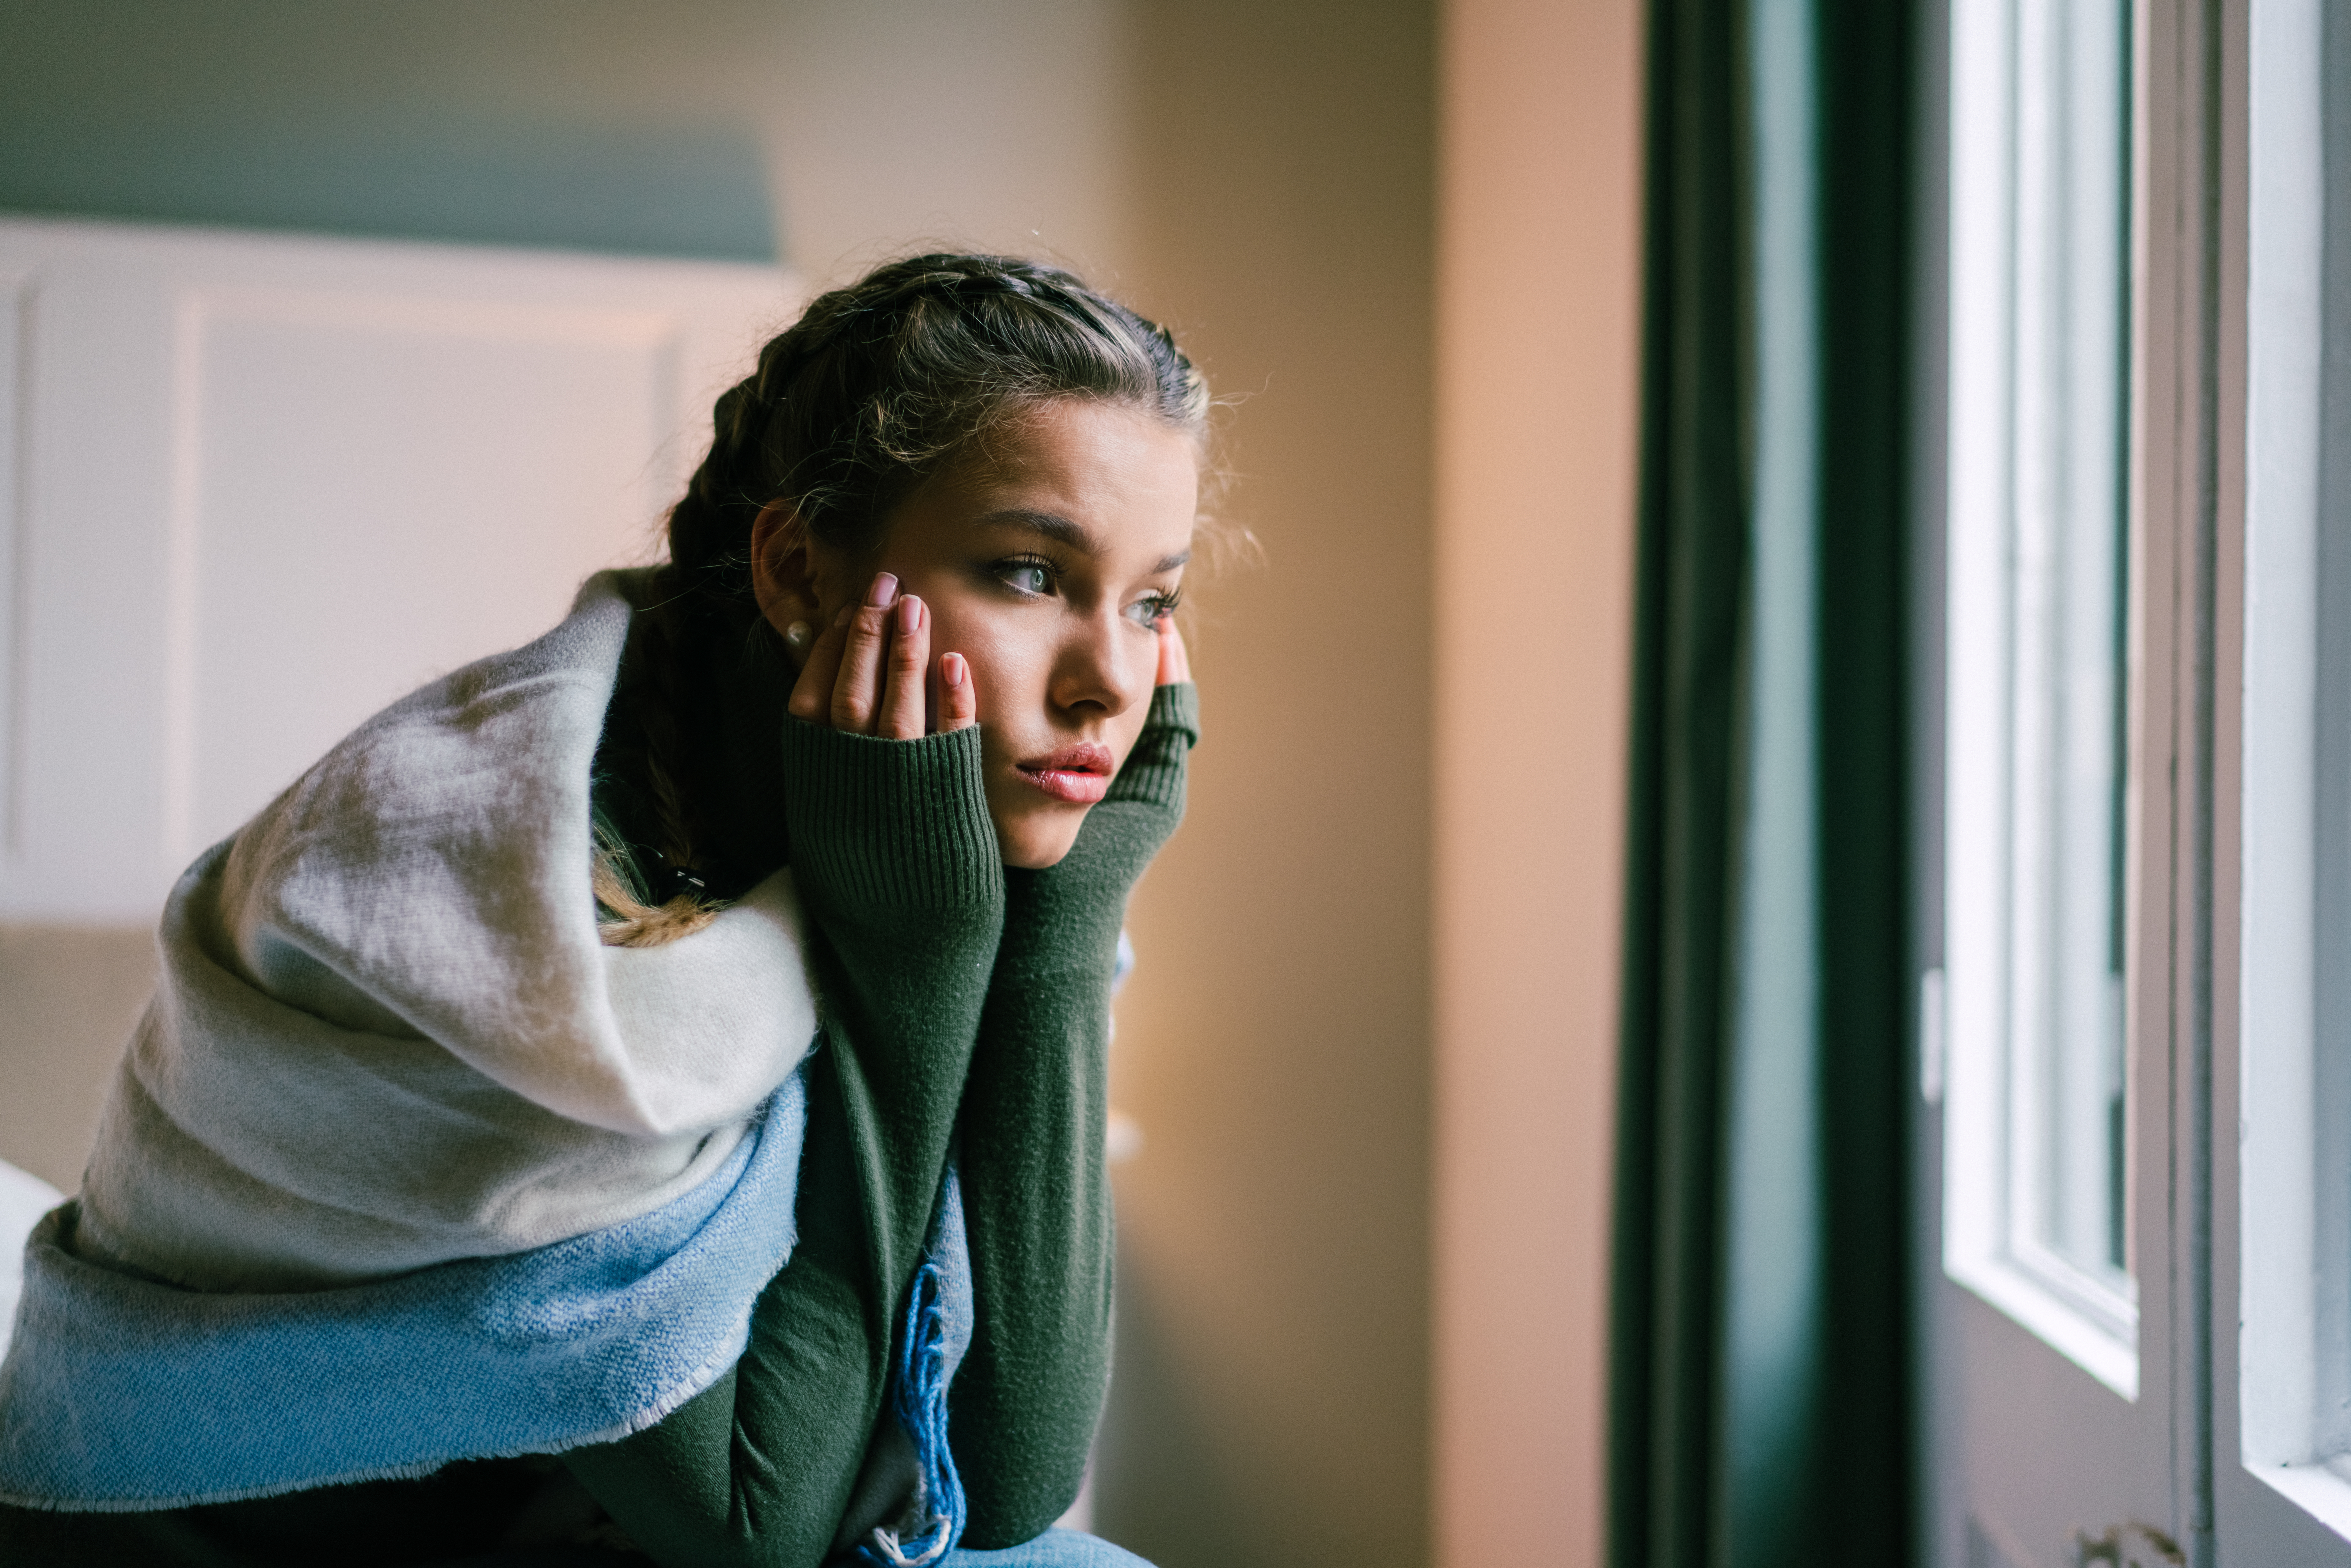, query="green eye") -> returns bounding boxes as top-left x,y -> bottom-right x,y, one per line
1127,589 -> 1183,626
999,561 -> 1052,595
